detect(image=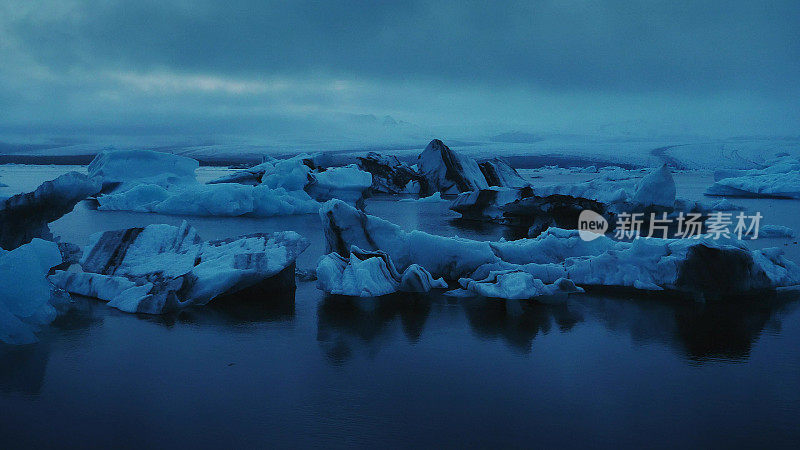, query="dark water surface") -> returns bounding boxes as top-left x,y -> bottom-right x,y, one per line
2,168 -> 800,448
